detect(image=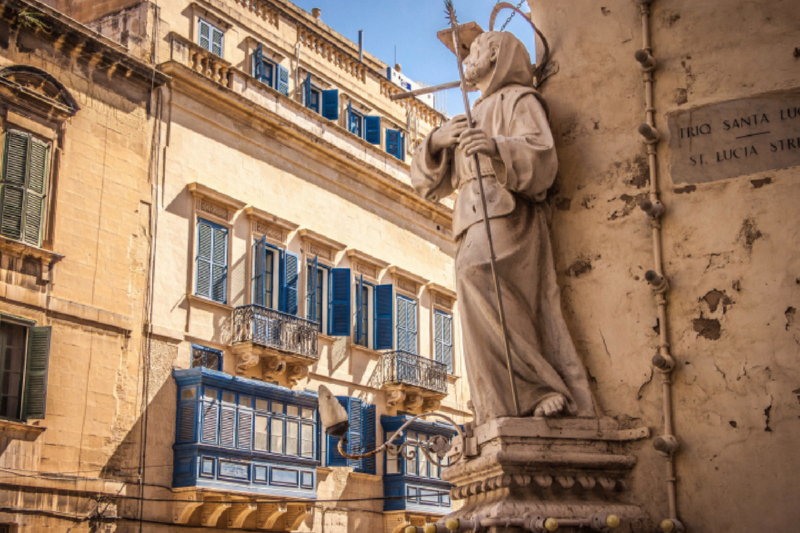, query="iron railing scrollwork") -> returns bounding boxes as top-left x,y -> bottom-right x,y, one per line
380,350 -> 447,394
232,305 -> 318,359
